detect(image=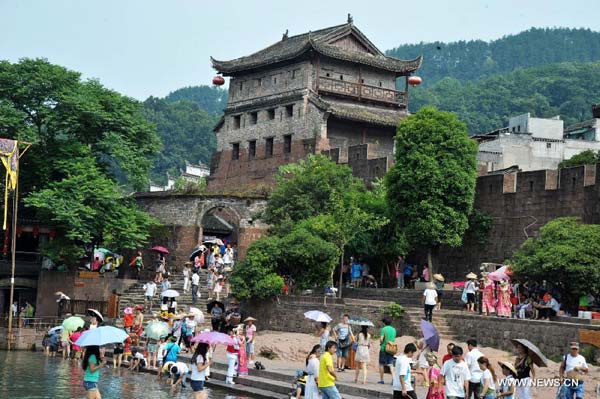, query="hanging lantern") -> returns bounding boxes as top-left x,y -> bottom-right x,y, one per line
16,226 -> 22,238
33,225 -> 39,239
48,229 -> 57,240
408,76 -> 422,87
212,75 -> 225,86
